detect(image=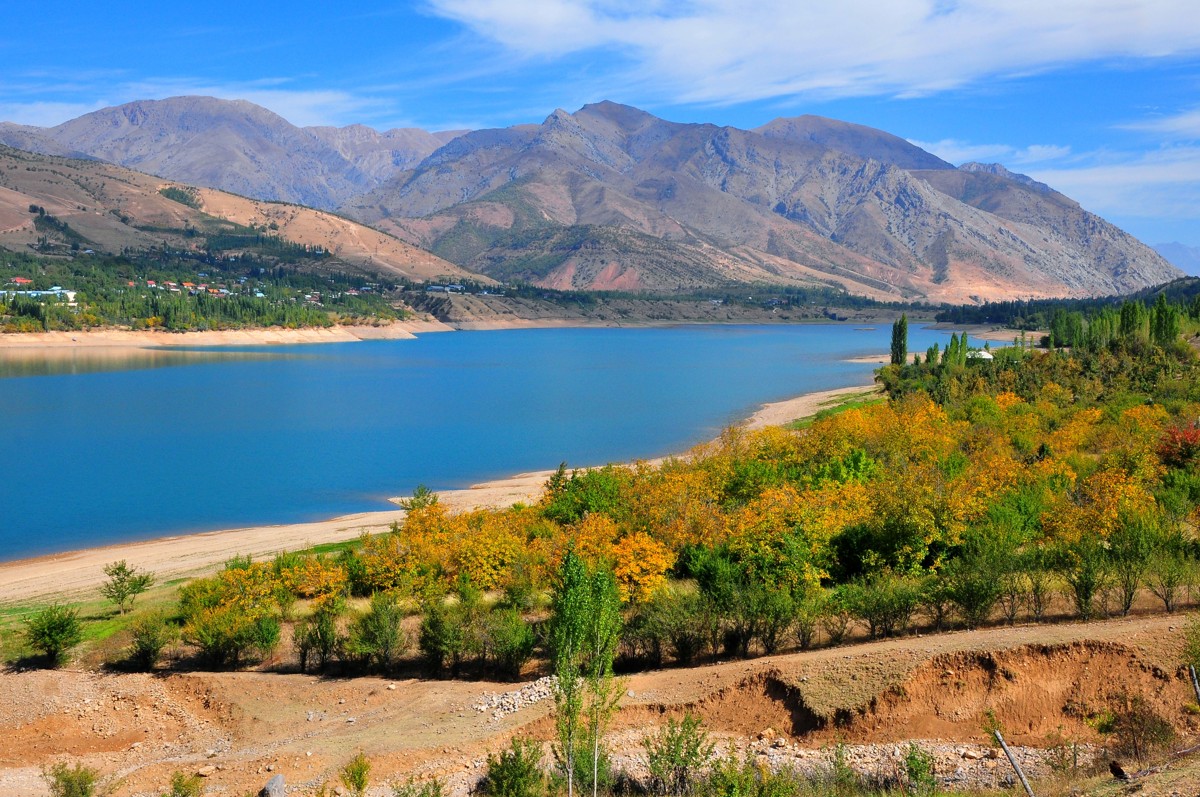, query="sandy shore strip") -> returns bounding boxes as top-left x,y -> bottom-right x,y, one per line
0,319 -> 454,349
0,470 -> 553,607
0,384 -> 879,606
741,382 -> 879,429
